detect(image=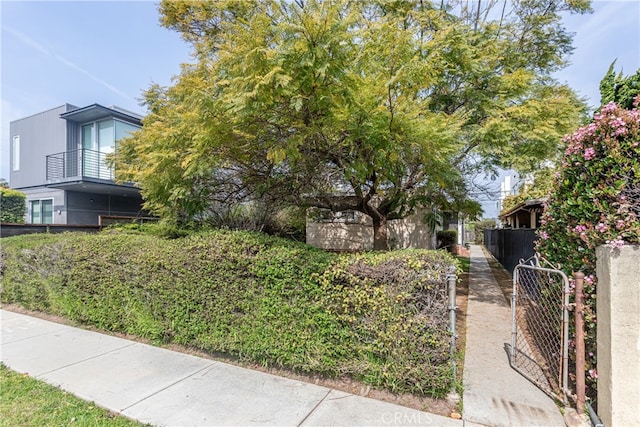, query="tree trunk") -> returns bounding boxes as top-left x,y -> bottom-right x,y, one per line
372,216 -> 389,251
